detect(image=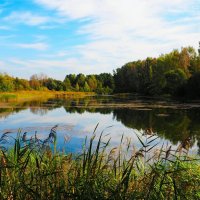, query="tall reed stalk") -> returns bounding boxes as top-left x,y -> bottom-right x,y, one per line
0,126 -> 199,200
